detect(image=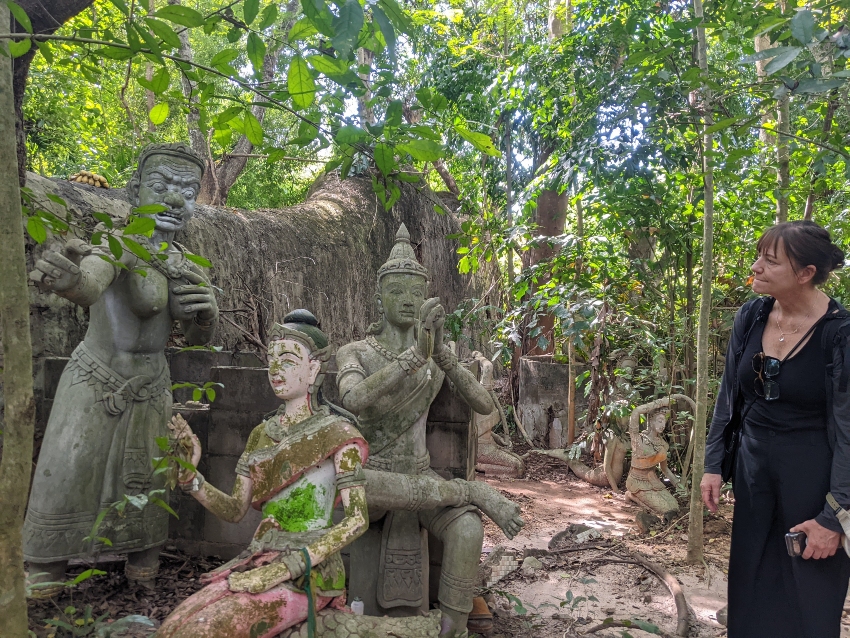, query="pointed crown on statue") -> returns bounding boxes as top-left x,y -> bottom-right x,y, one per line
377,224 -> 429,284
